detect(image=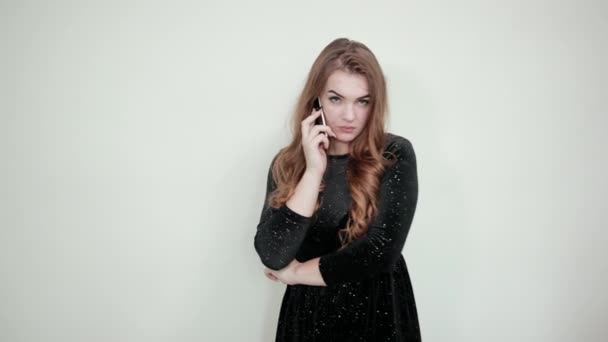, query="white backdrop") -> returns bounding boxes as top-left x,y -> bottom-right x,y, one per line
1,1 -> 607,341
